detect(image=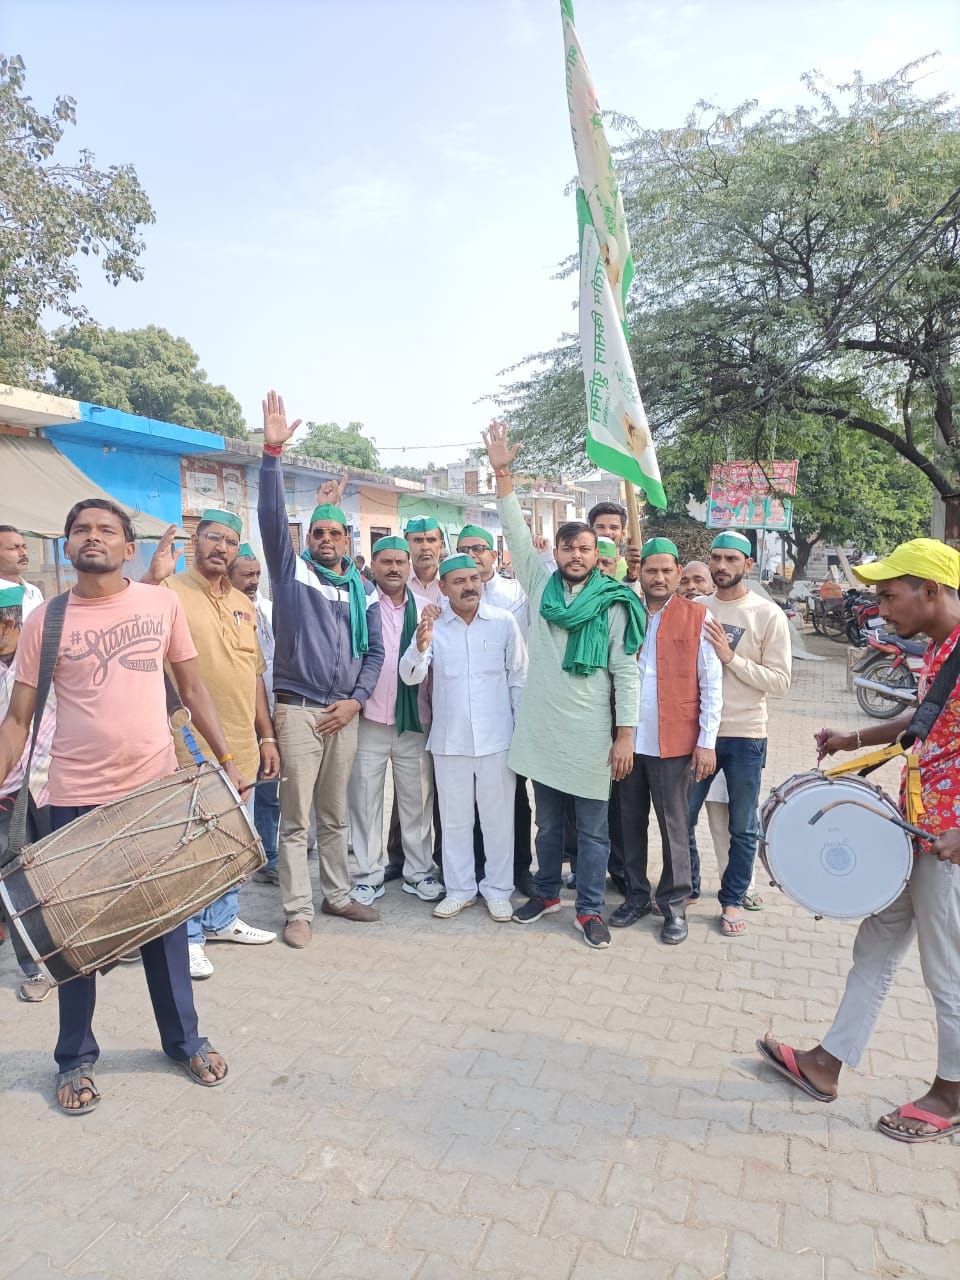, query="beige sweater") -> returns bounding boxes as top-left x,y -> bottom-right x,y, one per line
698,591 -> 792,737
